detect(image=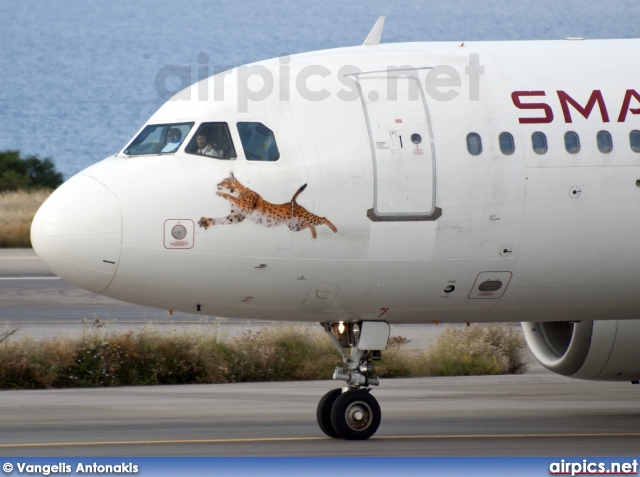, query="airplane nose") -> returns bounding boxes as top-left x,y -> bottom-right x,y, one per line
31,174 -> 122,293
